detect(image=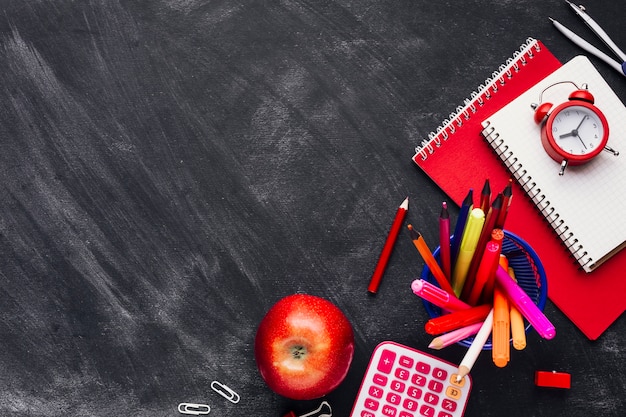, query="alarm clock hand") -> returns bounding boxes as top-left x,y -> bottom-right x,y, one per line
558,131 -> 588,149
575,114 -> 588,131
559,115 -> 589,144
574,115 -> 589,149
576,133 -> 588,150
